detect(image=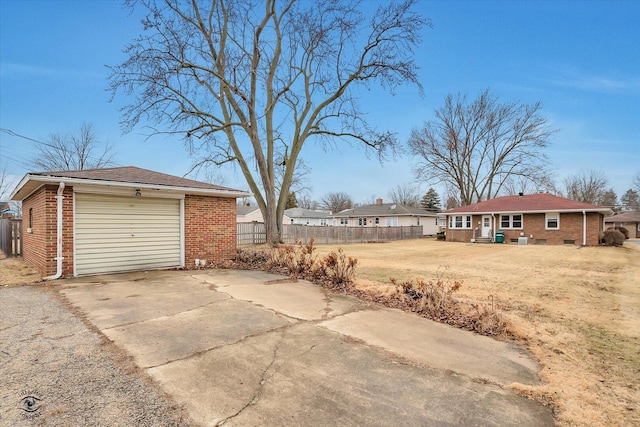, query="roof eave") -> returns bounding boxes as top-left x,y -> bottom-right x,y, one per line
446,208 -> 613,216
10,174 -> 250,200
